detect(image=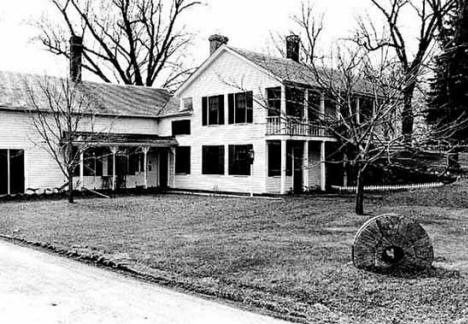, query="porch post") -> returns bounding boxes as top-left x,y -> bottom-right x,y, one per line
320,92 -> 325,136
304,89 -> 309,122
6,149 -> 10,195
280,140 -> 287,194
110,146 -> 118,191
79,149 -> 84,190
142,146 -> 150,189
303,141 -> 309,192
320,141 -> 326,192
